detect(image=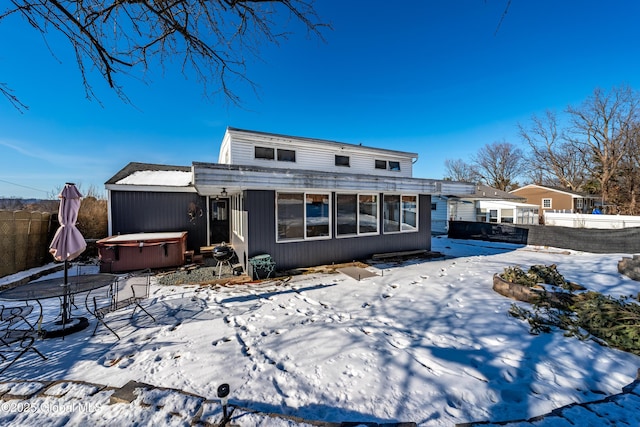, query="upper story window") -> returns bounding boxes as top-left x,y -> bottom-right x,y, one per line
374,159 -> 401,171
255,146 -> 274,160
255,146 -> 296,162
542,198 -> 552,209
277,149 -> 296,162
335,155 -> 350,167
